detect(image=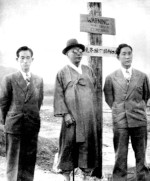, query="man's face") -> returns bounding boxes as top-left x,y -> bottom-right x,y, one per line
67,47 -> 83,67
16,50 -> 33,73
118,47 -> 133,69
